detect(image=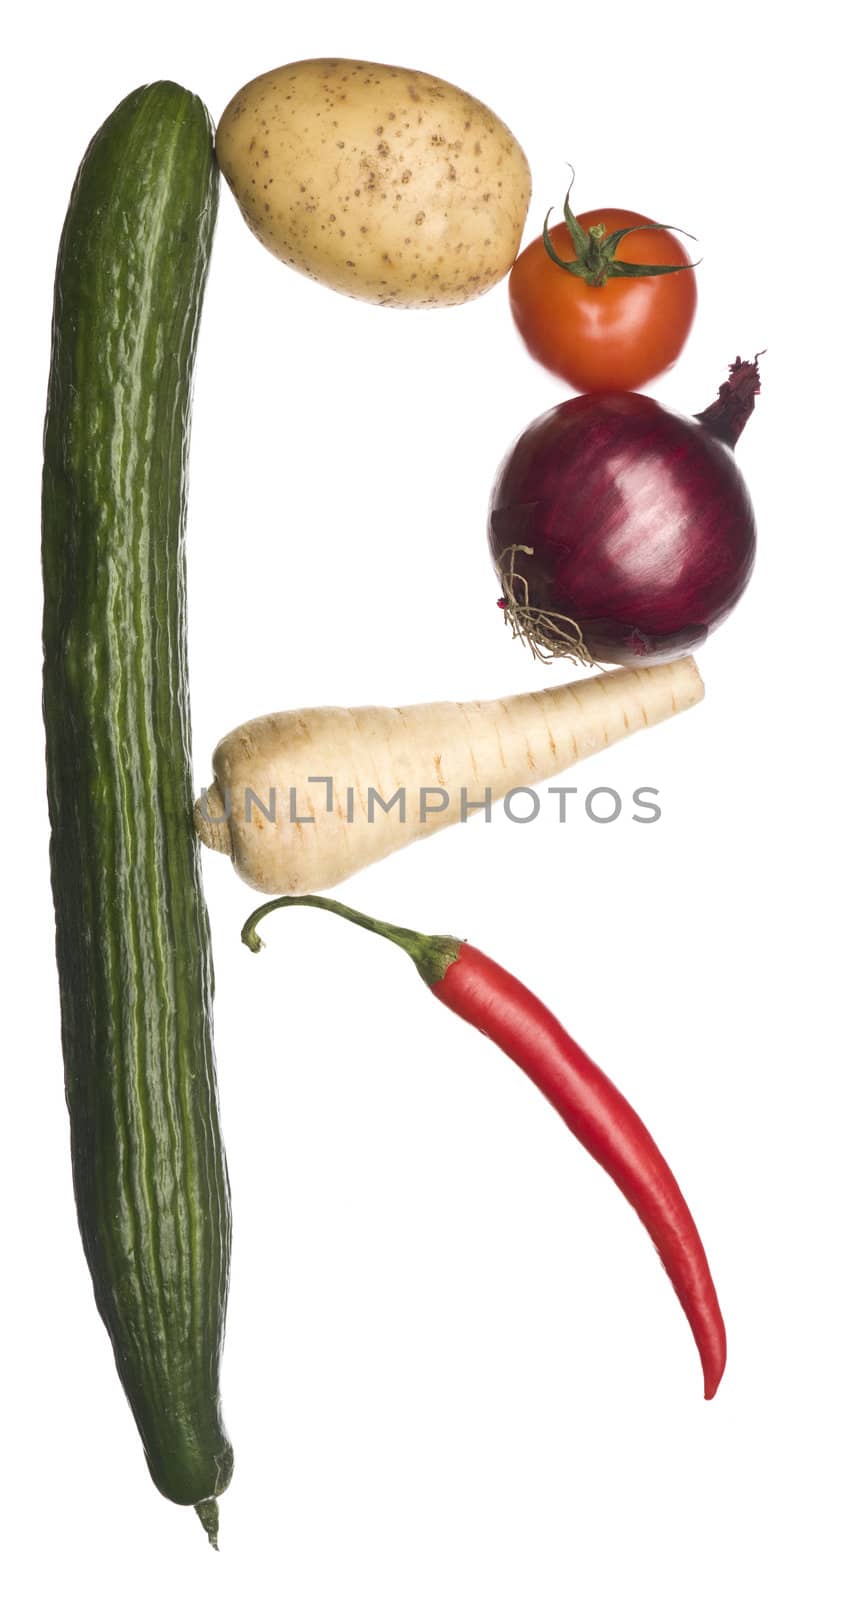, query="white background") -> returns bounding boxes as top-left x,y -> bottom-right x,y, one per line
3,1 -> 851,1593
